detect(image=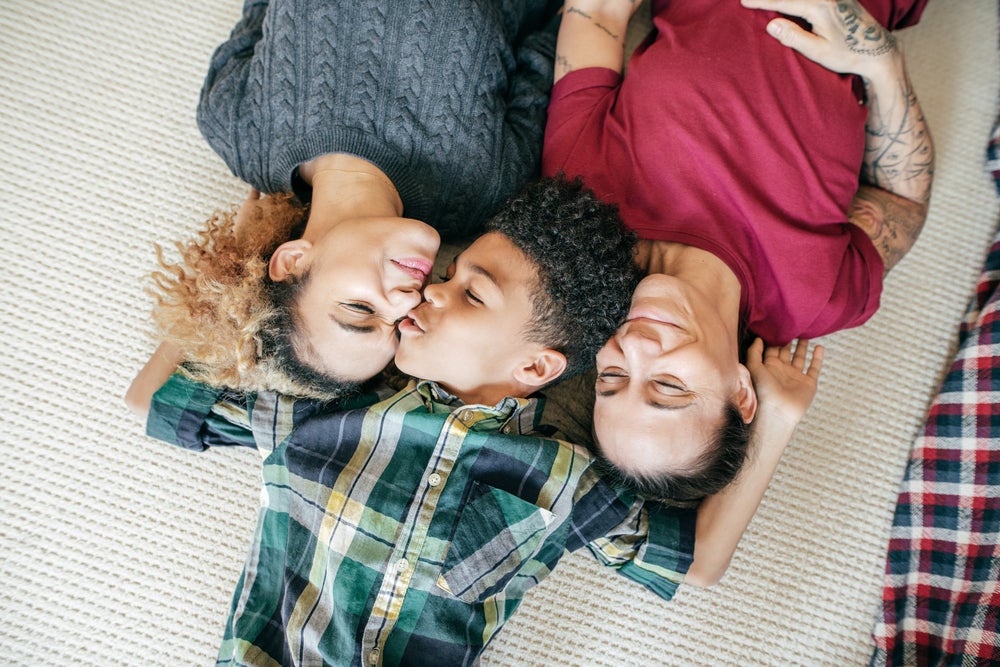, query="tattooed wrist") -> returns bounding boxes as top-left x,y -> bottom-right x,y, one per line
565,5 -> 624,43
